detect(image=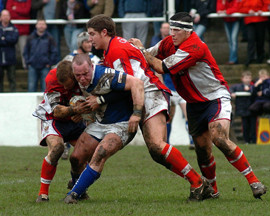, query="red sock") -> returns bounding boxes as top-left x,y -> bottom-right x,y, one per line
38,157 -> 57,195
226,146 -> 259,184
199,155 -> 218,194
161,144 -> 202,188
